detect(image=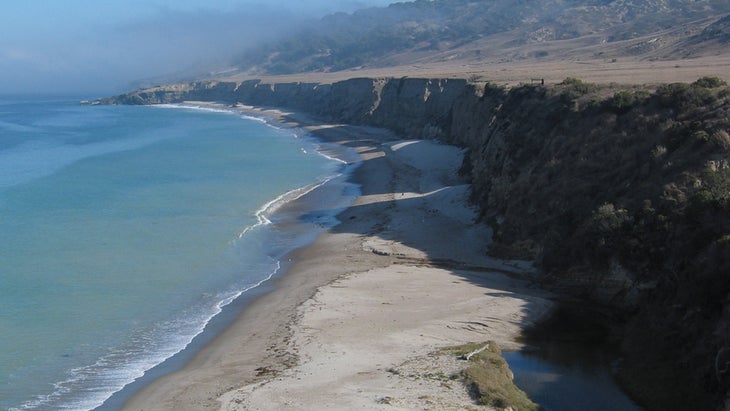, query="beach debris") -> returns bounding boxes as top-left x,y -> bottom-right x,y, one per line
460,343 -> 491,361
